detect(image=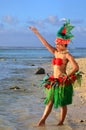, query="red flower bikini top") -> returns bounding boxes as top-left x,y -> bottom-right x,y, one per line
52,58 -> 63,66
